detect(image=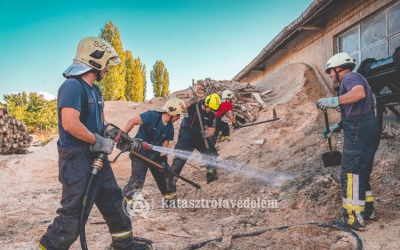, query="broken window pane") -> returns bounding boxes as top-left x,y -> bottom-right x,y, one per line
389,35 -> 400,56
361,13 -> 386,48
361,42 -> 387,61
388,3 -> 400,35
339,27 -> 359,54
